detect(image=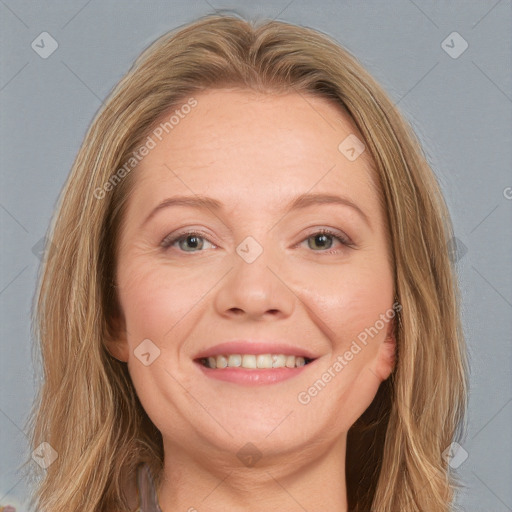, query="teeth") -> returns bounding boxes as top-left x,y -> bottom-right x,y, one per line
201,354 -> 311,369
216,355 -> 228,368
256,354 -> 272,368
242,354 -> 257,369
272,354 -> 286,368
228,354 -> 241,367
